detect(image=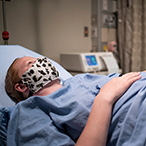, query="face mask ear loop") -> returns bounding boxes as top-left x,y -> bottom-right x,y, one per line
28,90 -> 33,97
